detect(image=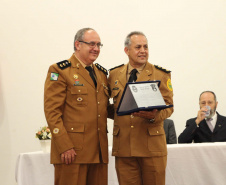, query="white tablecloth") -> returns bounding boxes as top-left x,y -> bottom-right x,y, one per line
16,143 -> 226,185
166,142 -> 226,185
15,146 -> 118,185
